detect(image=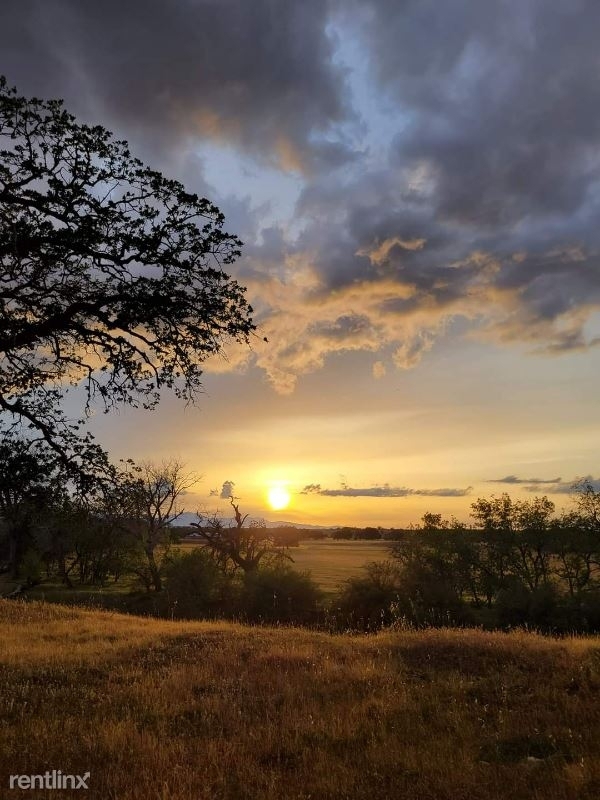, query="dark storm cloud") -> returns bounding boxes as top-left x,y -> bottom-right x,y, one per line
301,483 -> 472,498
0,0 -> 353,171
240,0 -> 600,390
3,0 -> 600,391
360,0 -> 600,225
